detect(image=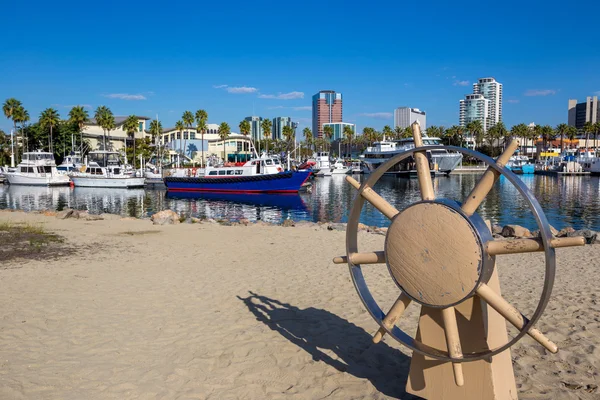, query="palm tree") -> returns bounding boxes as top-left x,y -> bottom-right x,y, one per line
94,106 -> 114,150
218,122 -> 230,163
494,122 -> 508,151
486,125 -> 499,155
261,118 -> 272,154
39,108 -> 60,153
555,123 -> 569,152
14,106 -> 29,153
402,126 -> 413,138
68,105 -> 89,153
510,123 -> 529,155
566,125 -> 578,150
466,120 -> 484,150
123,115 -> 140,166
426,125 -> 440,138
539,125 -> 555,151
239,119 -> 251,159
594,122 -> 600,155
182,111 -> 194,157
3,98 -> 22,160
394,126 -> 403,140
174,120 -> 185,160
323,125 -> 334,151
149,118 -> 163,164
382,125 -> 393,140
343,125 -> 354,157
583,121 -> 594,155
195,109 -> 208,166
303,127 -> 313,153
